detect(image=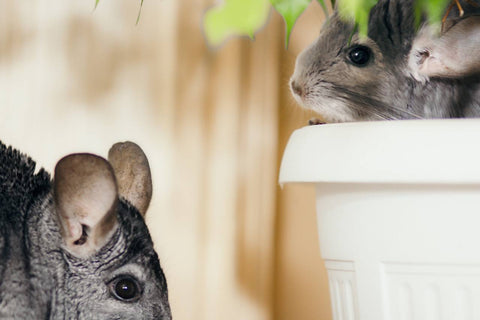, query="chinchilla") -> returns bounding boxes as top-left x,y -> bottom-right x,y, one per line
290,0 -> 480,123
0,141 -> 171,319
